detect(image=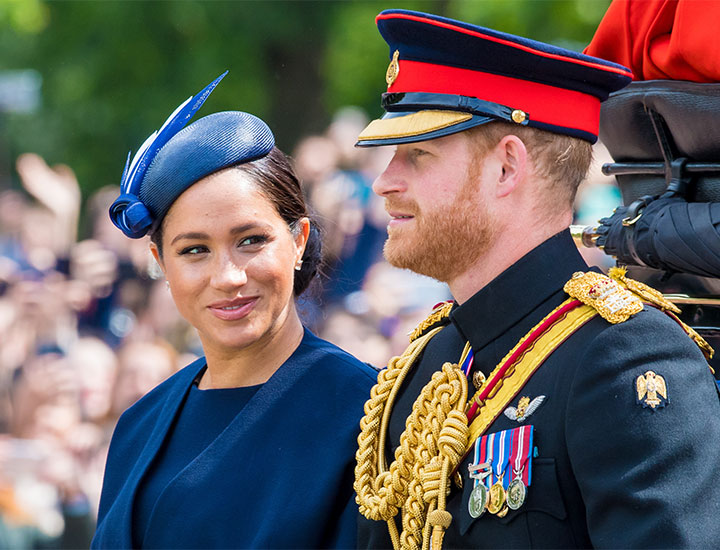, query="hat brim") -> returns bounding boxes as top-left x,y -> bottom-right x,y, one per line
356,109 -> 494,147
